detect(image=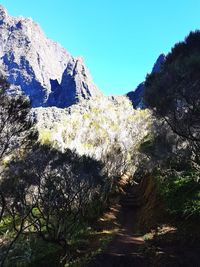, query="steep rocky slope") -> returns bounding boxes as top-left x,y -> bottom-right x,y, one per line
127,54 -> 165,108
0,5 -> 102,107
